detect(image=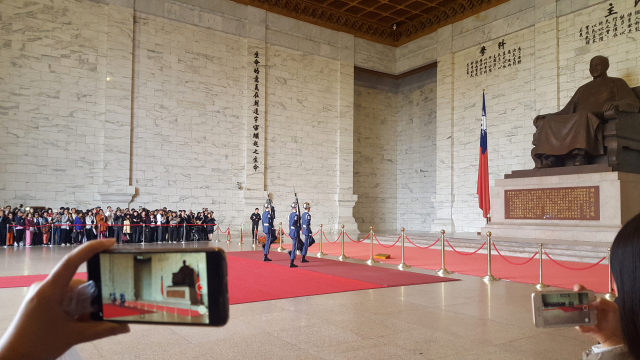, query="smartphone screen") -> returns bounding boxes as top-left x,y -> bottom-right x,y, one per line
89,248 -> 228,326
540,292 -> 591,326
